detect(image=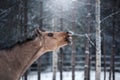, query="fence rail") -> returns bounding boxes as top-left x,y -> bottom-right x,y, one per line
29,54 -> 120,72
